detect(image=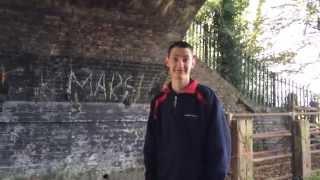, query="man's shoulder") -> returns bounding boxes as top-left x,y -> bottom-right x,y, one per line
150,92 -> 163,102
150,90 -> 169,107
196,83 -> 222,105
196,84 -> 215,97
